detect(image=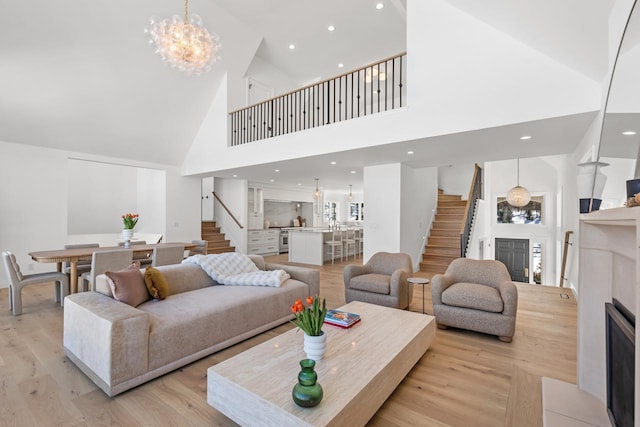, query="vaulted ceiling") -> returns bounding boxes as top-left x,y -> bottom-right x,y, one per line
0,0 -> 616,188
